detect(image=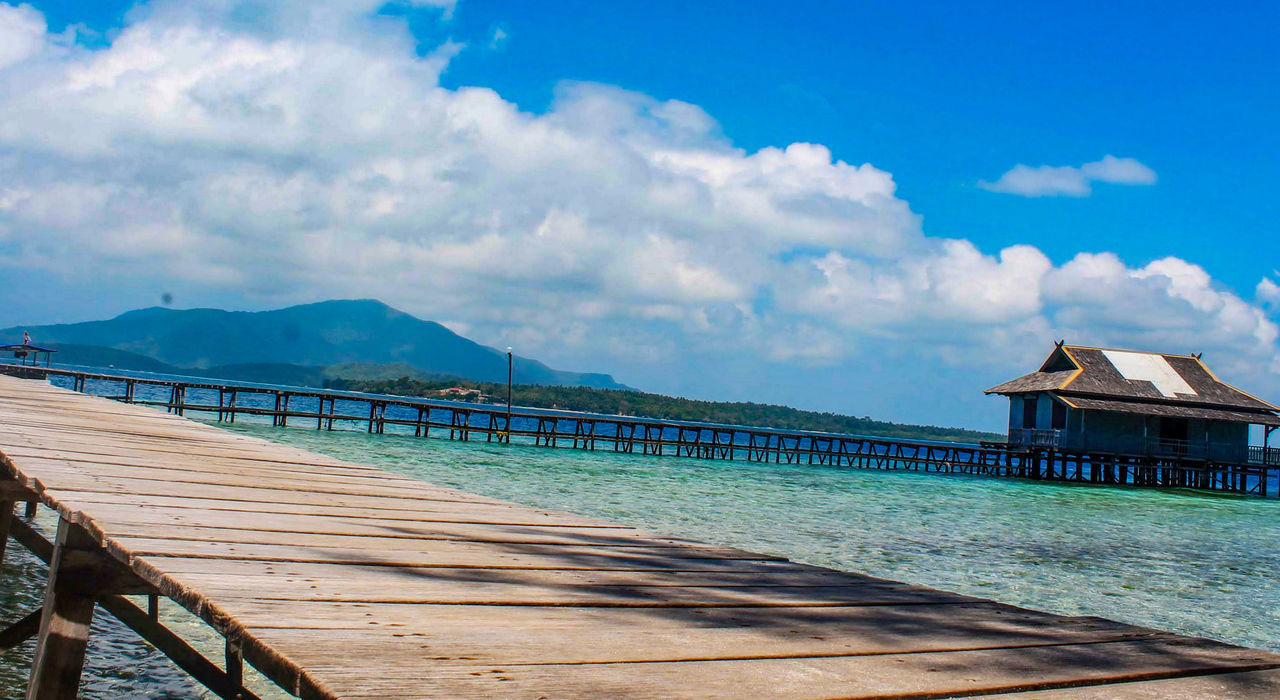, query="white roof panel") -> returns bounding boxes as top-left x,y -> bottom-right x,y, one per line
1101,350 -> 1196,398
